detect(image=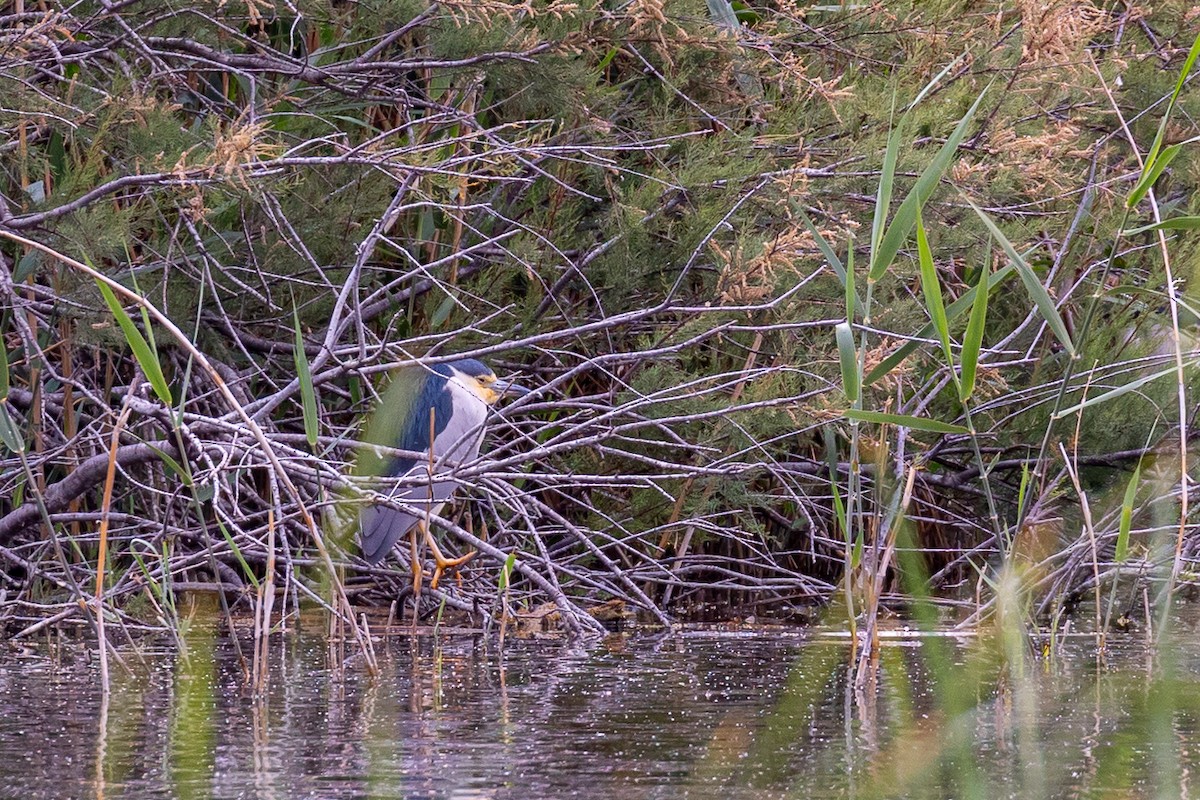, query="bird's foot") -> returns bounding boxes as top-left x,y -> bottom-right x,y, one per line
429,549 -> 477,590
